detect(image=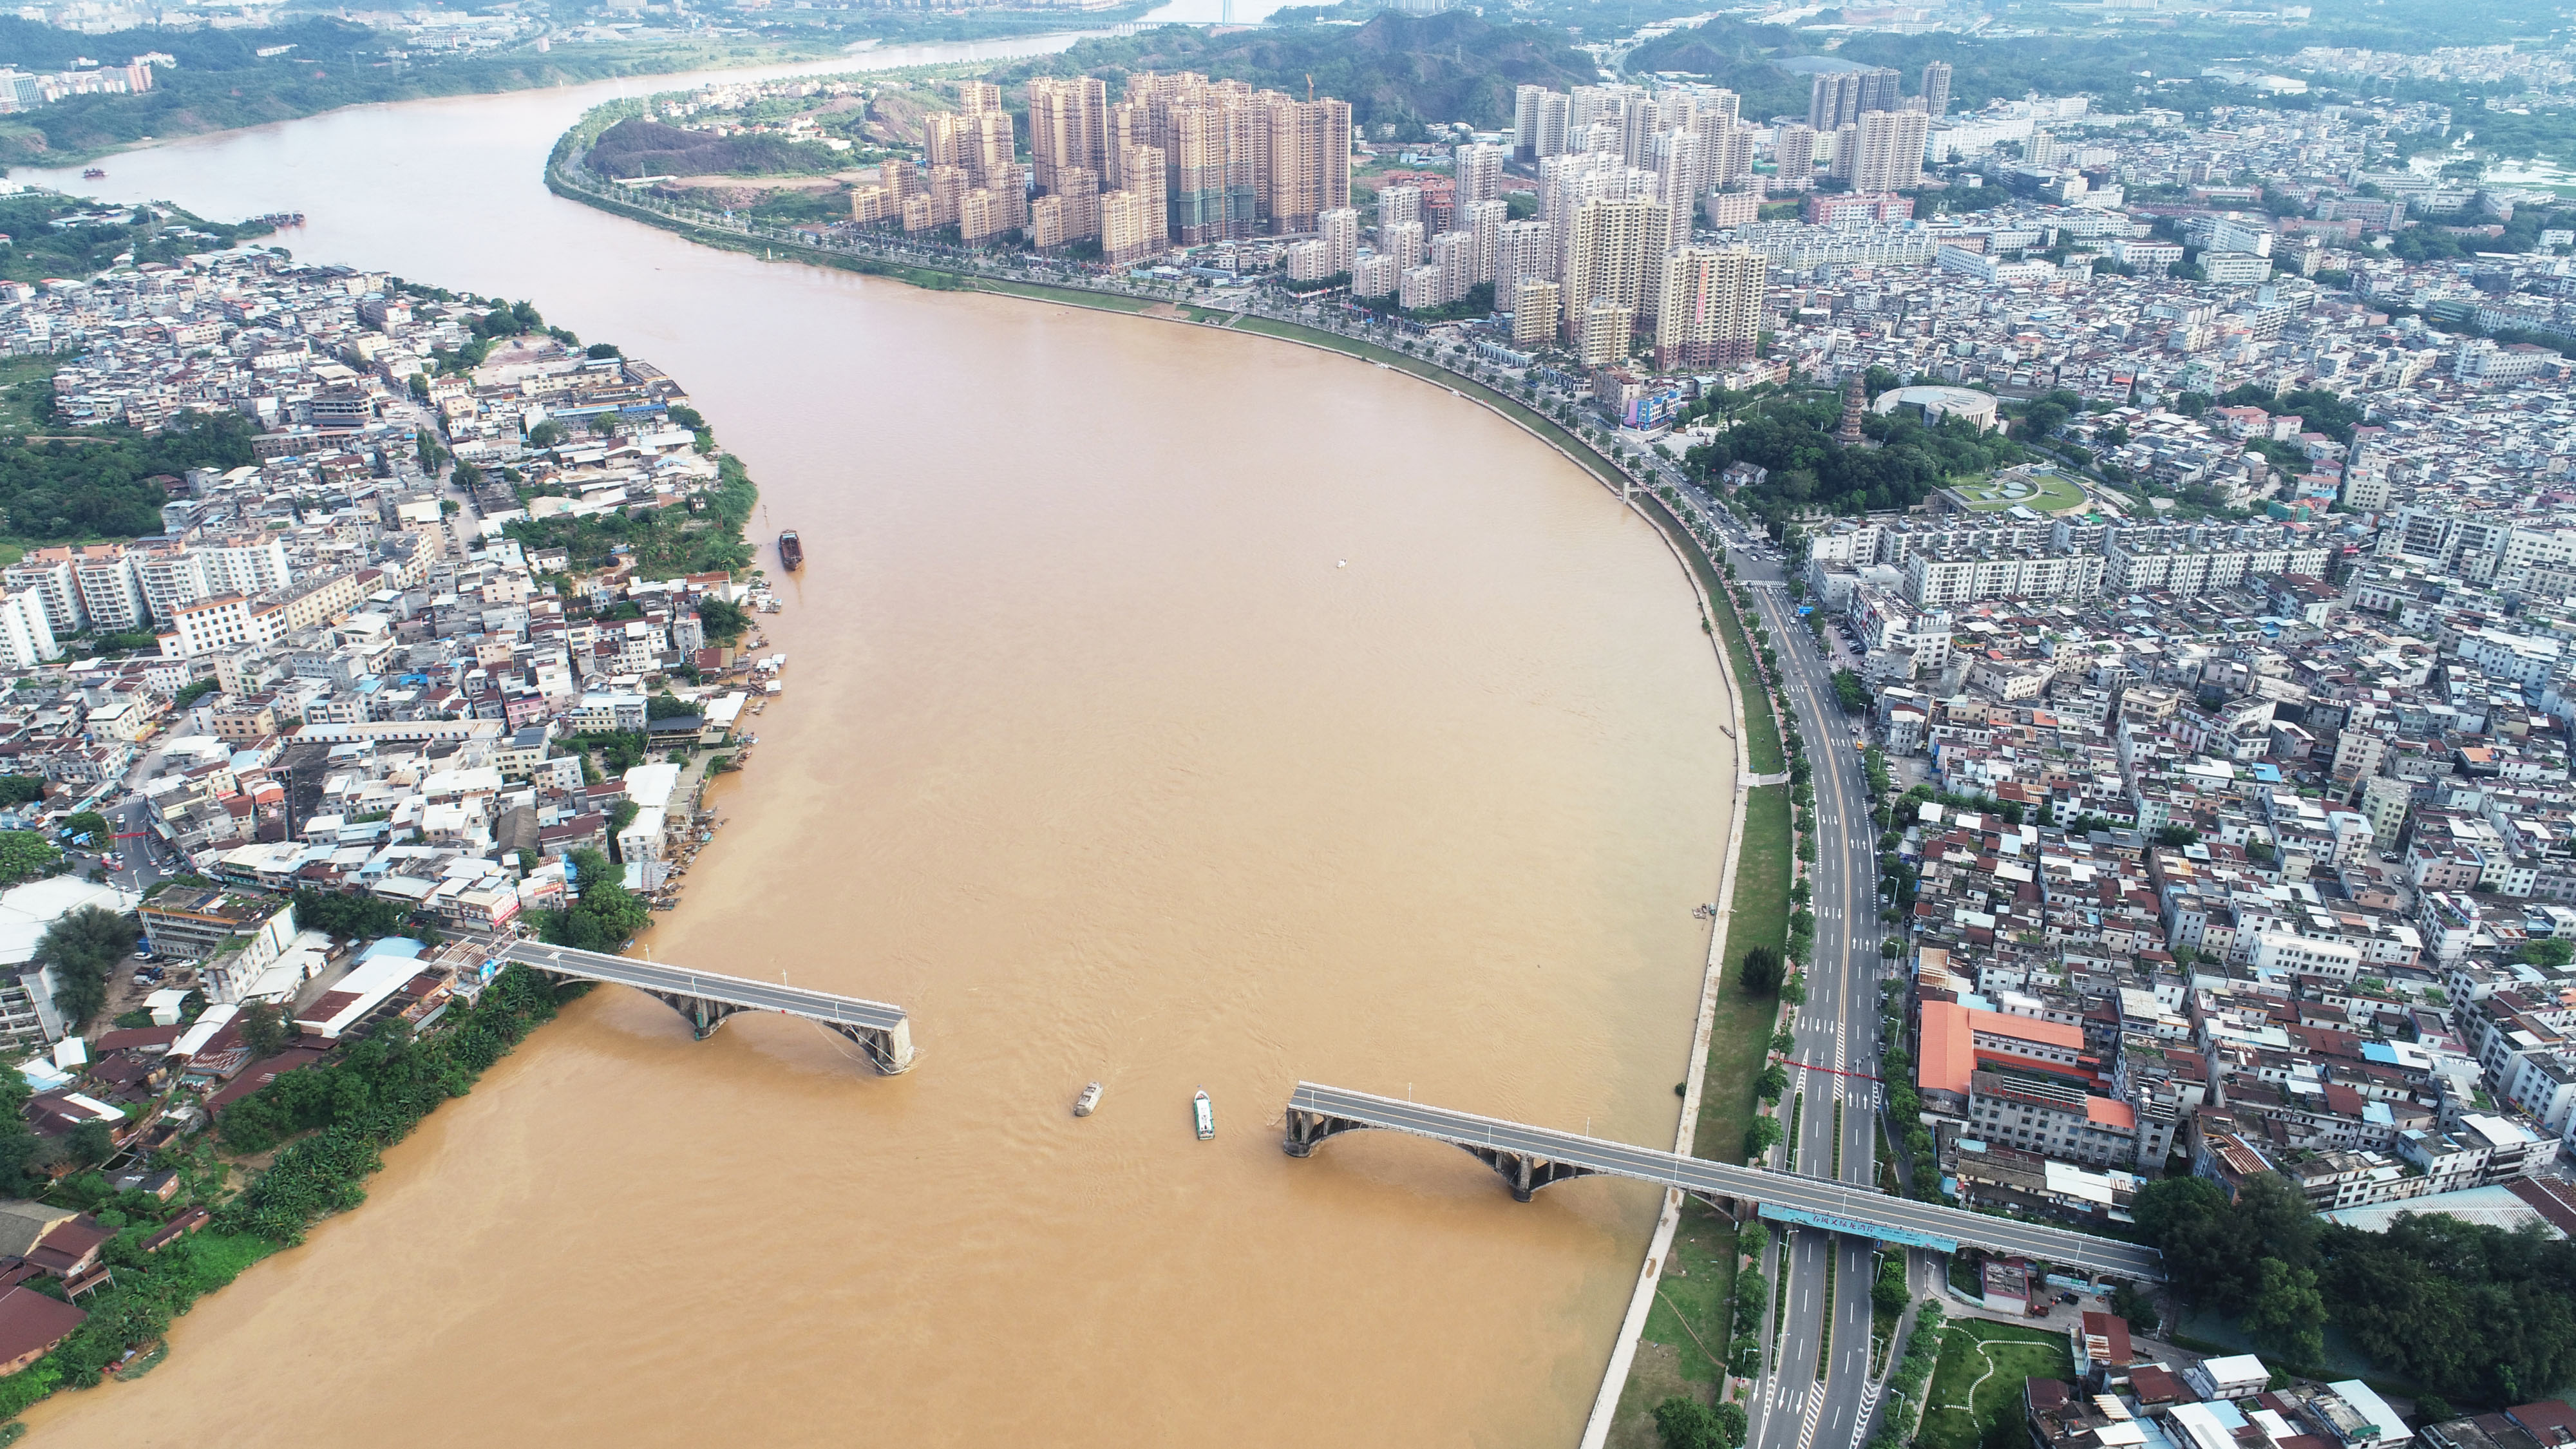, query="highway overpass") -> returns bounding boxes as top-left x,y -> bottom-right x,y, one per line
502,941 -> 916,1073
1283,1083 -> 2163,1281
